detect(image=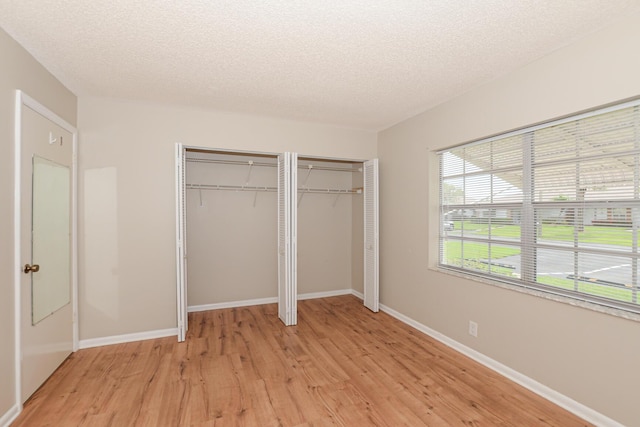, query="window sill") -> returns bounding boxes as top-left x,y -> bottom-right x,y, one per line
429,265 -> 640,323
